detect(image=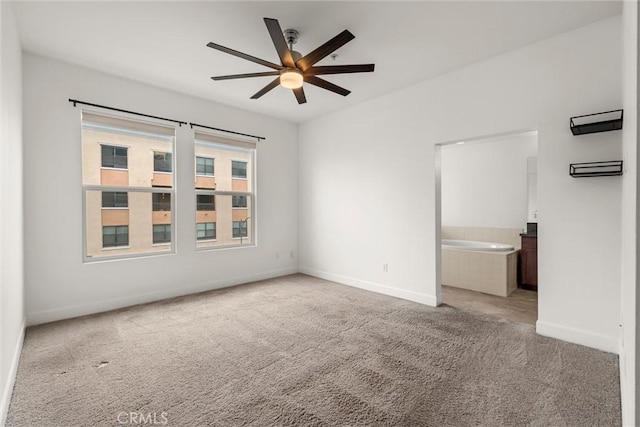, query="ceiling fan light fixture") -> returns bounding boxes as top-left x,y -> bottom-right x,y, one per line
280,68 -> 303,89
